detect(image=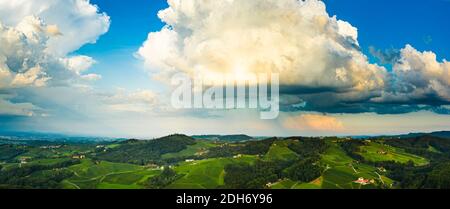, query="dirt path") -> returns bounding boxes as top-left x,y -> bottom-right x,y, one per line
350,164 -> 359,174
65,180 -> 81,189
374,172 -> 384,185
